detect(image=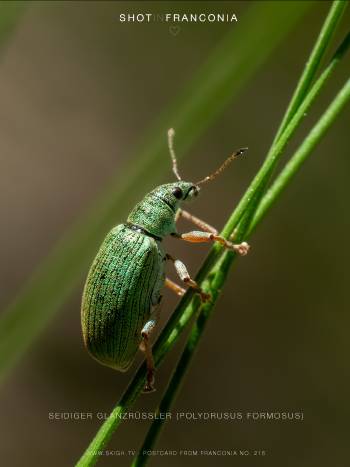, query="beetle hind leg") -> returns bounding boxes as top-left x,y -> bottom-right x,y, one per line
139,303 -> 161,393
140,331 -> 156,393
